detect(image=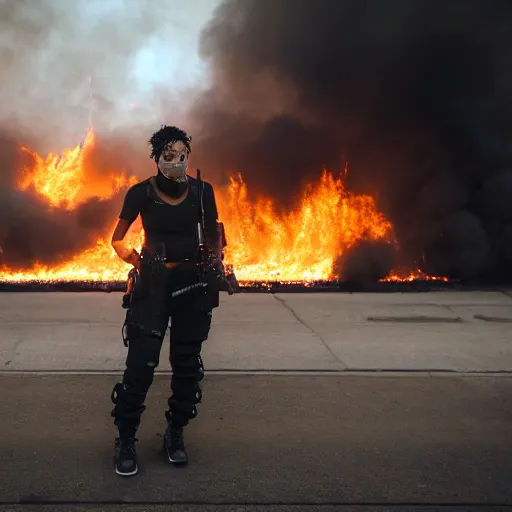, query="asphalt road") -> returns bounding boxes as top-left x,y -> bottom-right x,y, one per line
1,290 -> 512,511
0,373 -> 511,511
